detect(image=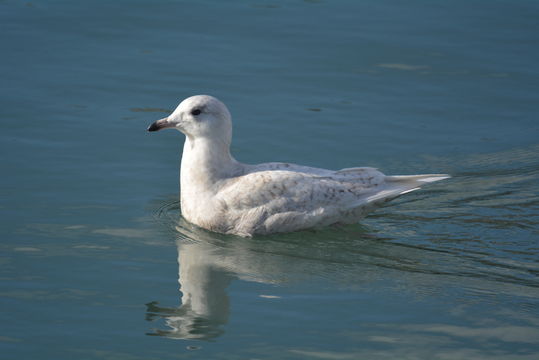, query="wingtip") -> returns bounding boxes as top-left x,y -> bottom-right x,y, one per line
385,174 -> 451,183
418,174 -> 451,183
